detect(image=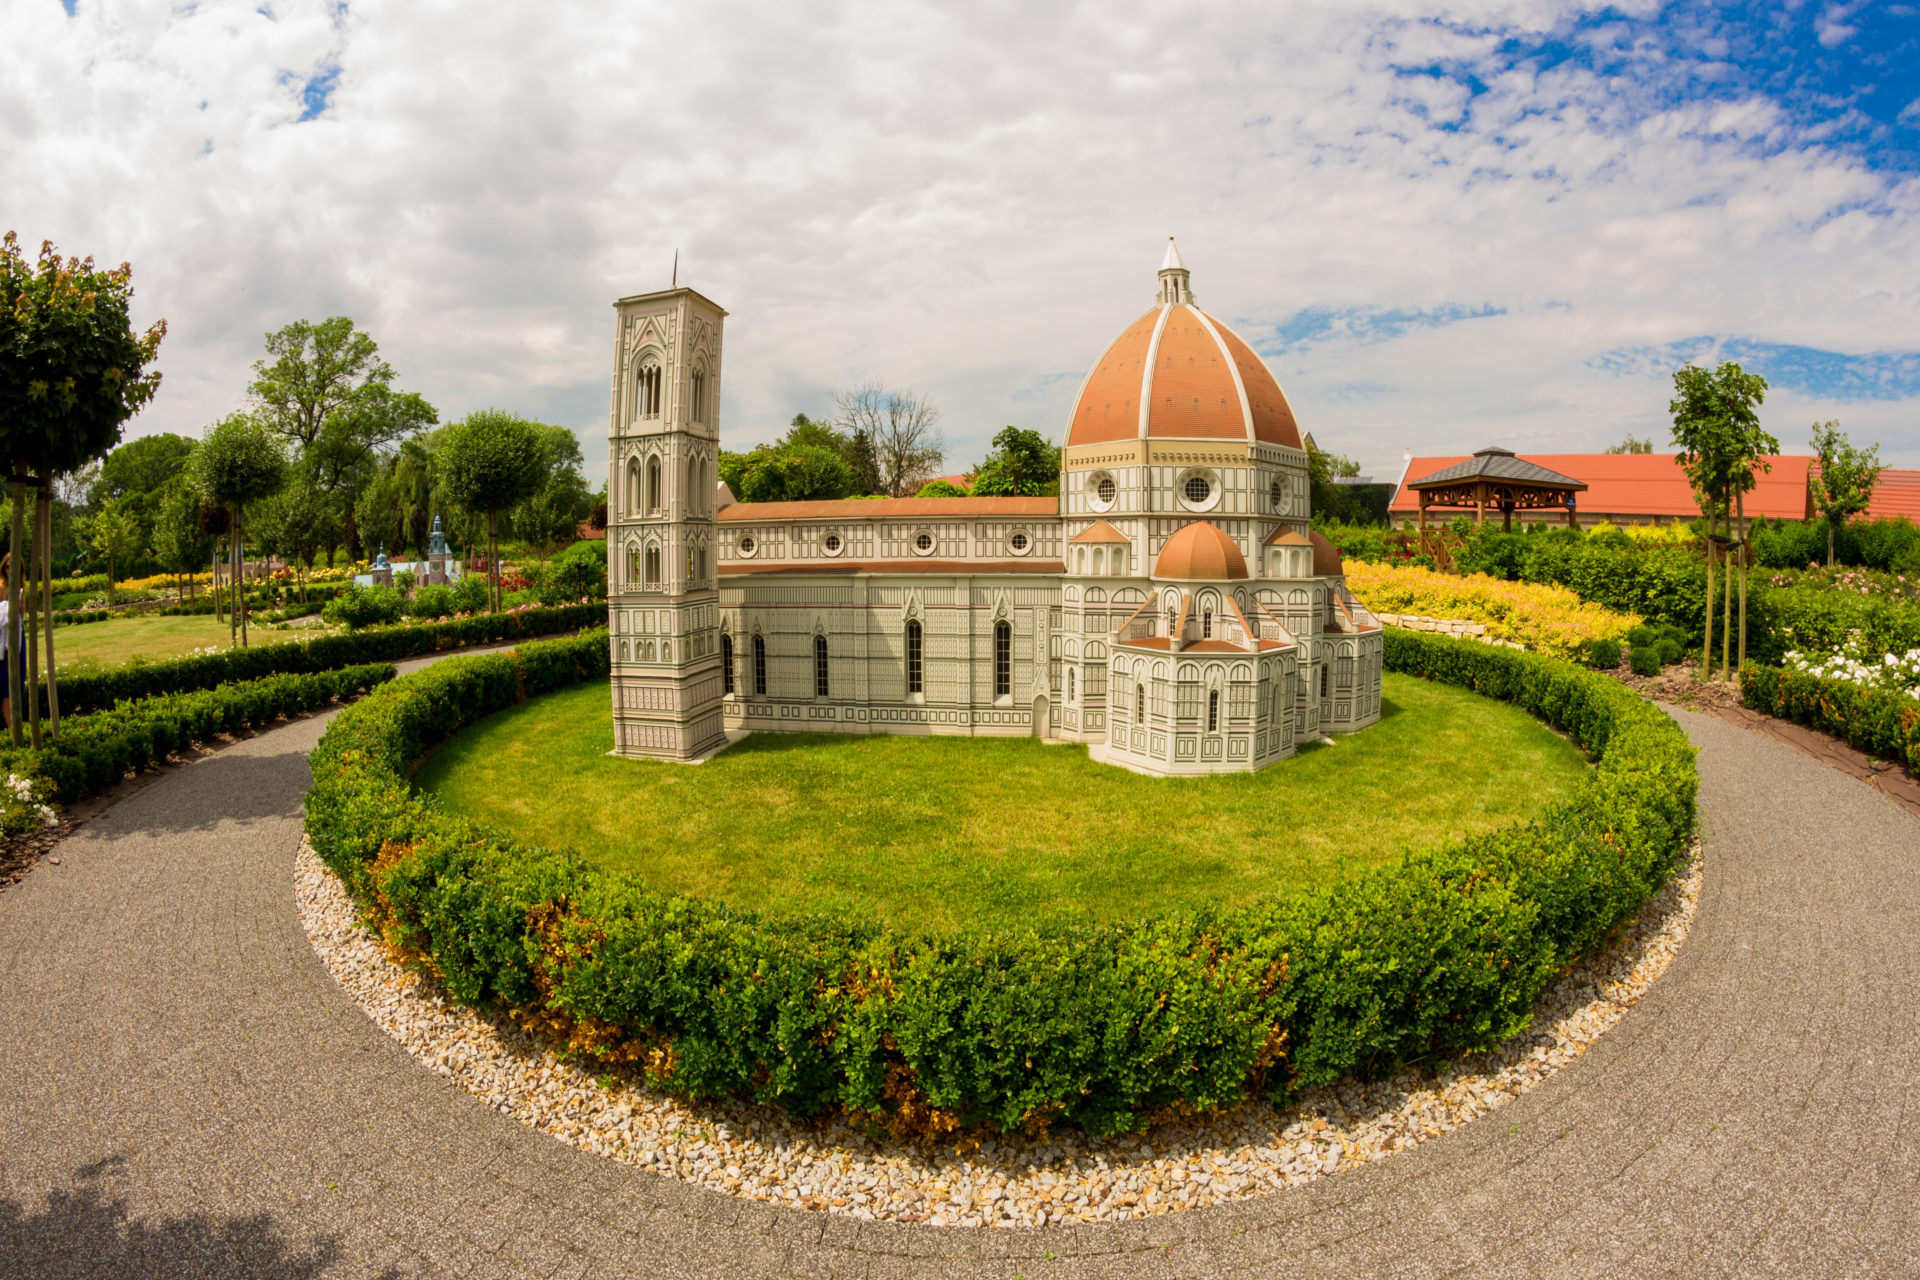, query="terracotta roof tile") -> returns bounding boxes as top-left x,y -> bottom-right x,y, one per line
1205,313 -> 1304,449
1390,453 -> 1814,521
717,496 -> 1056,521
1069,519 -> 1132,544
1153,521 -> 1249,580
720,559 -> 1063,576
